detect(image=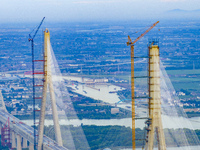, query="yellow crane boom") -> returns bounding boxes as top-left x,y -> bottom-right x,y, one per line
127,21 -> 159,46
127,21 -> 159,150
